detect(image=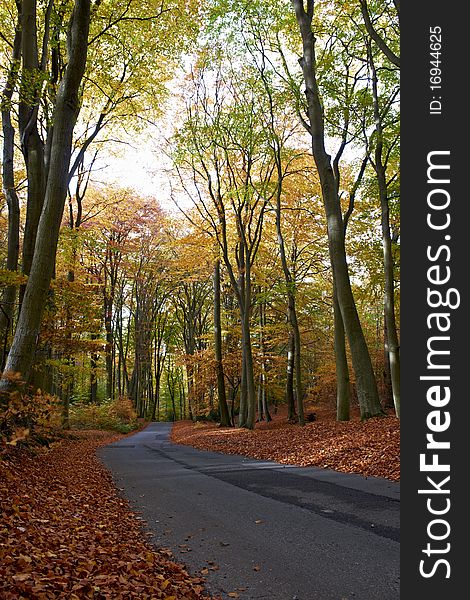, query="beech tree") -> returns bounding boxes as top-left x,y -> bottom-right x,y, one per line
291,0 -> 383,418
364,40 -> 400,417
173,65 -> 278,429
0,0 -> 91,399
0,0 -> 400,431
0,8 -> 21,367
